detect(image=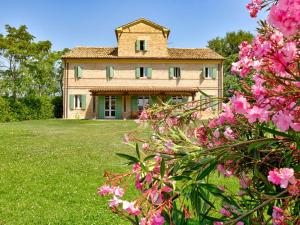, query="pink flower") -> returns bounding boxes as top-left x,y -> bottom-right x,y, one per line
122,200 -> 141,216
113,186 -> 124,197
268,168 -> 297,189
150,213 -> 165,225
108,196 -> 122,208
142,143 -> 150,150
213,222 -> 223,225
272,206 -> 285,225
246,106 -> 269,123
220,208 -> 231,217
133,163 -> 141,172
213,129 -> 220,139
236,222 -> 244,225
145,173 -> 153,184
239,173 -> 252,189
272,110 -> 293,131
268,0 -> 300,37
140,111 -> 149,120
98,185 -> 113,196
230,93 -> 249,114
140,217 -> 147,225
279,168 -> 296,188
224,127 -> 235,140
282,41 -> 297,63
268,170 -> 282,185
